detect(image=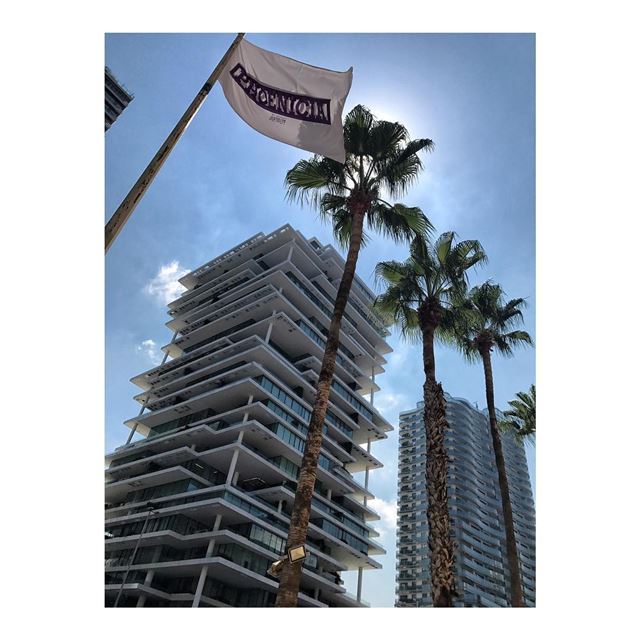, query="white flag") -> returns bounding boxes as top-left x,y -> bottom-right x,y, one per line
219,39 -> 353,163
